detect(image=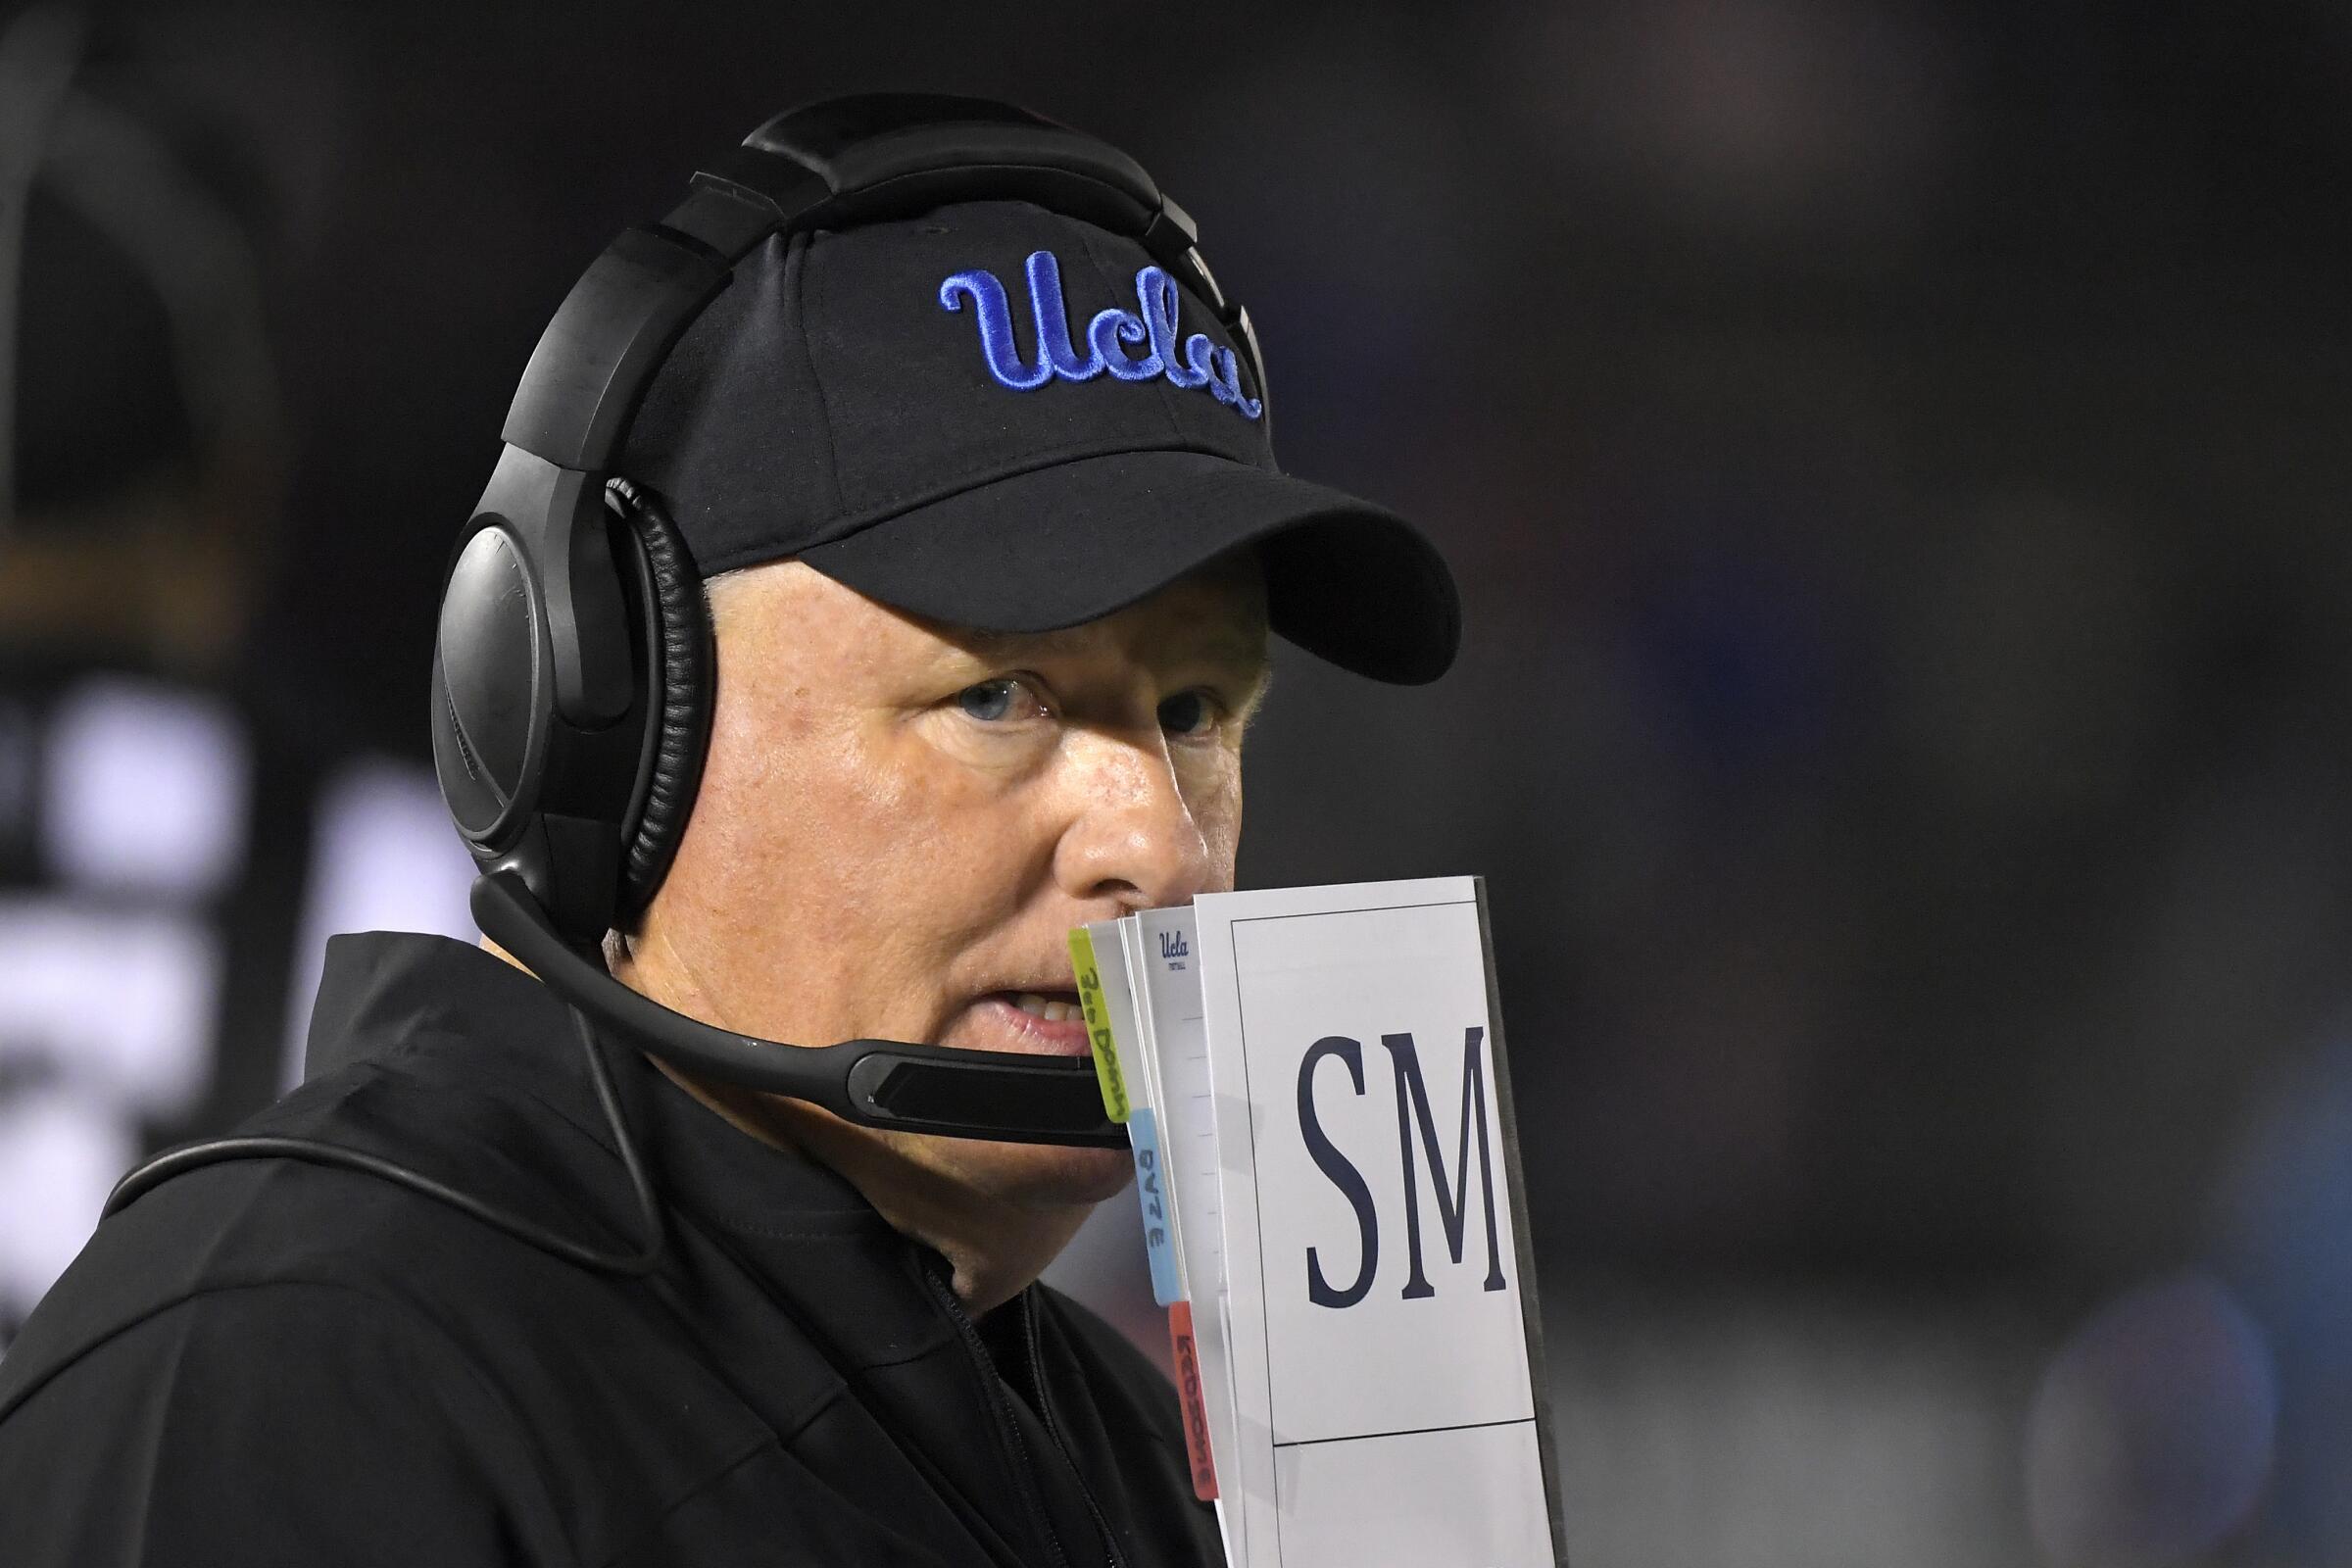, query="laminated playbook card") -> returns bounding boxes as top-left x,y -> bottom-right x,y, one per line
1074,879 -> 1566,1568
